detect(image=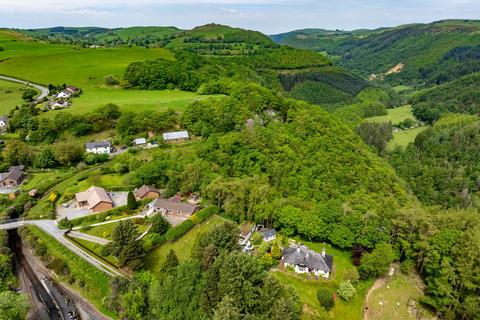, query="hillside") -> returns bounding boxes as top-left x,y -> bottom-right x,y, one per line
272,20 -> 480,87
409,72 -> 480,122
